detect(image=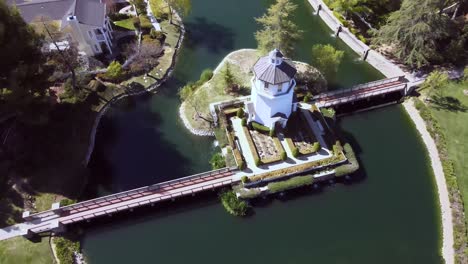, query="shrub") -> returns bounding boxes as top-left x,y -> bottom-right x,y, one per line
292,147 -> 299,158
133,0 -> 147,15
269,127 -> 276,137
150,28 -> 166,42
321,107 -> 336,119
139,15 -> 152,30
210,152 -> 226,169
109,13 -> 130,21
267,175 -> 314,193
251,122 -> 270,134
303,94 -> 310,103
132,16 -> 140,29
105,61 -> 124,81
241,176 -> 249,184
219,190 -> 249,216
200,69 -> 214,83
332,140 -> 343,155
311,142 -> 321,153
281,151 -> 287,161
241,117 -> 246,126
59,198 -> 76,207
233,149 -> 245,170
54,237 -> 80,264
236,108 -> 244,118
255,157 -> 261,167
